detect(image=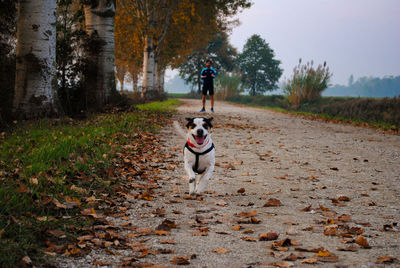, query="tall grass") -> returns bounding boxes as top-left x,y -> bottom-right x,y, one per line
215,73 -> 244,100
284,59 -> 332,107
